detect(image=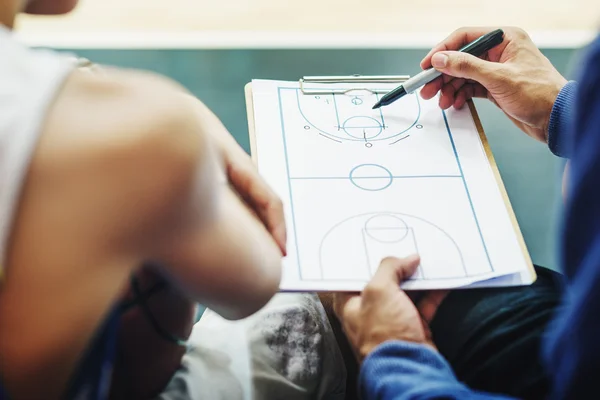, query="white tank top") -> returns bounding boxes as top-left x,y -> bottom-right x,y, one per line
0,25 -> 76,280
